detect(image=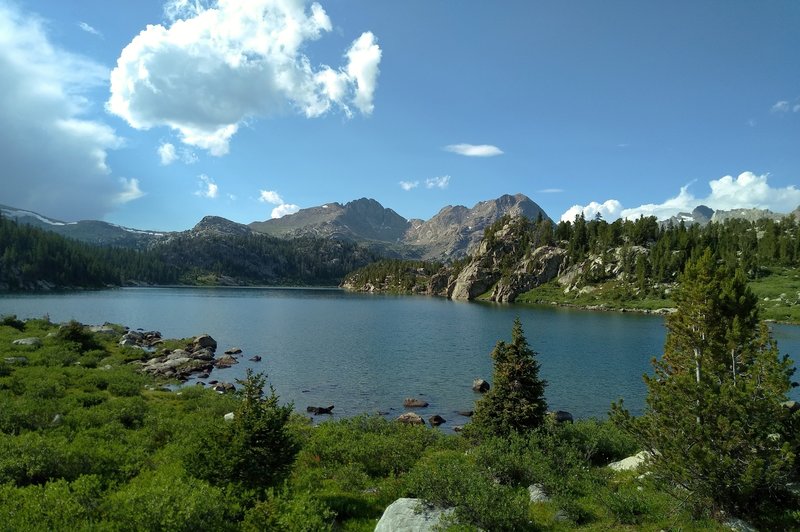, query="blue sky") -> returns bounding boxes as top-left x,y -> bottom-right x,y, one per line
1,0 -> 799,230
